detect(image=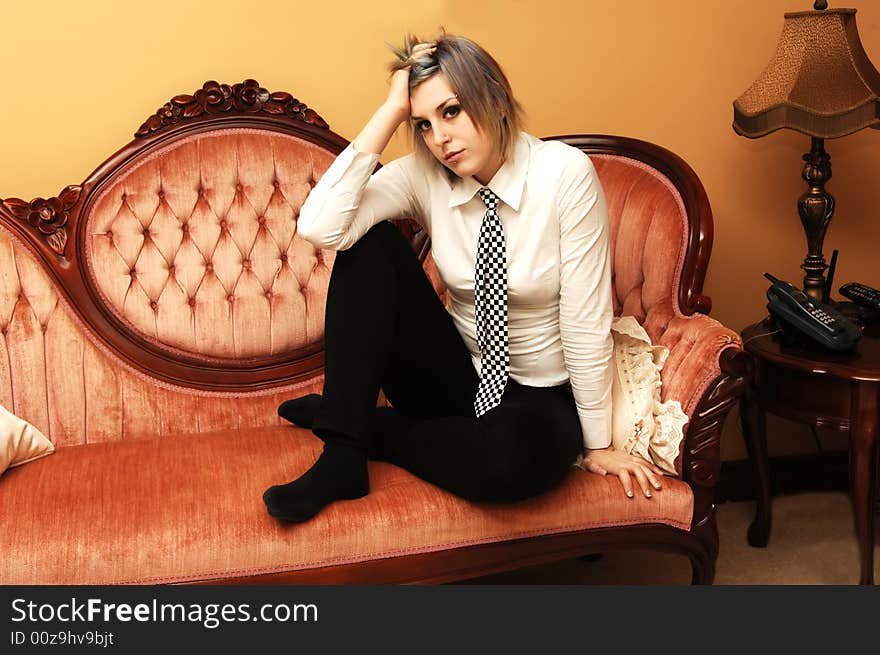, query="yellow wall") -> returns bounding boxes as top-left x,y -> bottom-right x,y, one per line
4,1 -> 879,457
